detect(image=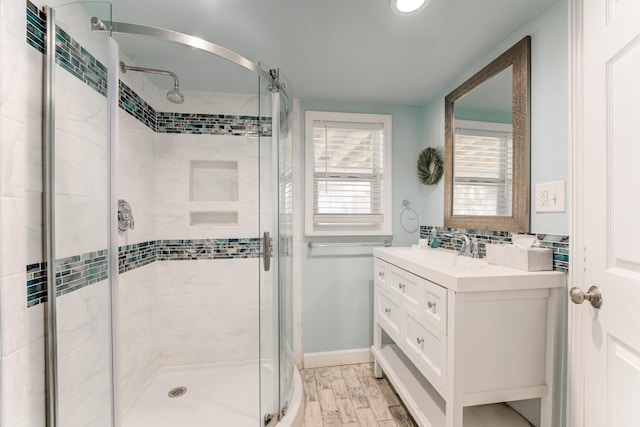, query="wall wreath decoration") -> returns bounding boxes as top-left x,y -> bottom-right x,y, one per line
417,147 -> 444,185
